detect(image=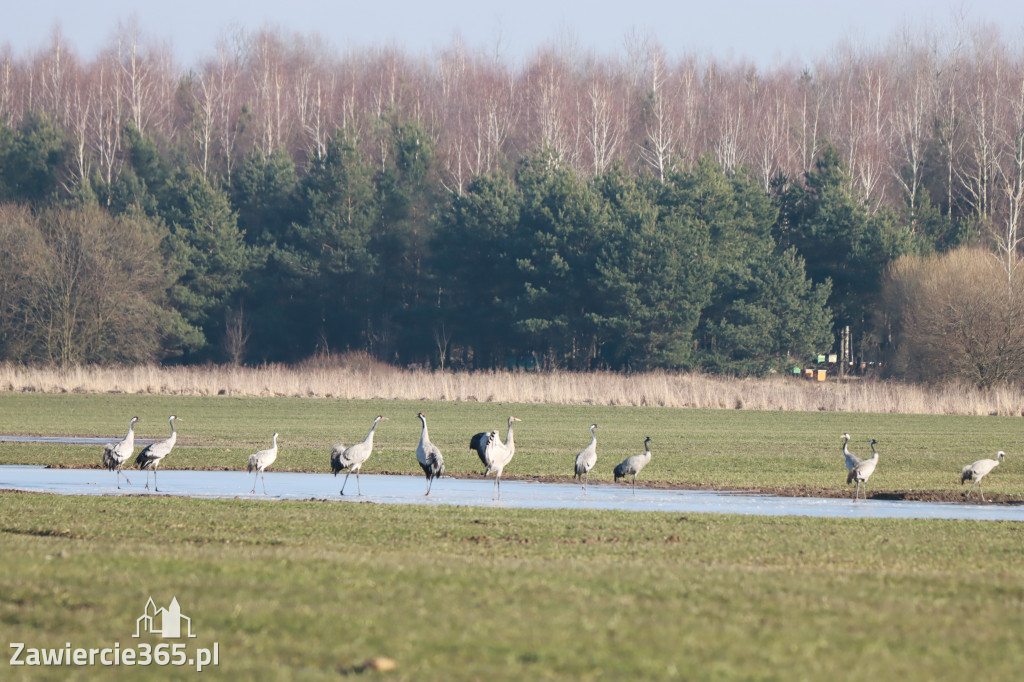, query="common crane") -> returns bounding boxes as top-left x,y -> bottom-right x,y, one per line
847,438 -> 879,502
842,433 -> 862,476
330,415 -> 386,496
613,436 -> 652,493
248,432 -> 279,494
573,424 -> 598,494
416,412 -> 445,496
482,429 -> 517,499
961,451 -> 1005,502
470,416 -> 521,474
135,415 -> 177,492
102,416 -> 138,489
